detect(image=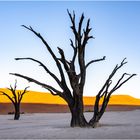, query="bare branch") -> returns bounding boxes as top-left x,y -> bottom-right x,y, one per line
85,56 -> 106,69
78,13 -> 84,44
10,73 -> 63,97
57,47 -> 79,92
19,86 -> 30,102
17,92 -> 21,102
14,79 -> 17,91
82,18 -> 94,48
78,13 -> 84,35
67,10 -> 78,40
121,58 -> 127,65
111,73 -> 136,93
57,47 -> 70,71
70,39 -> 75,49
112,73 -> 130,90
21,25 -> 67,86
91,58 -> 136,125
70,39 -> 77,69
21,25 -> 57,62
15,57 -> 62,88
0,91 -> 15,105
45,88 -> 61,98
100,80 -> 112,98
7,82 -> 17,103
